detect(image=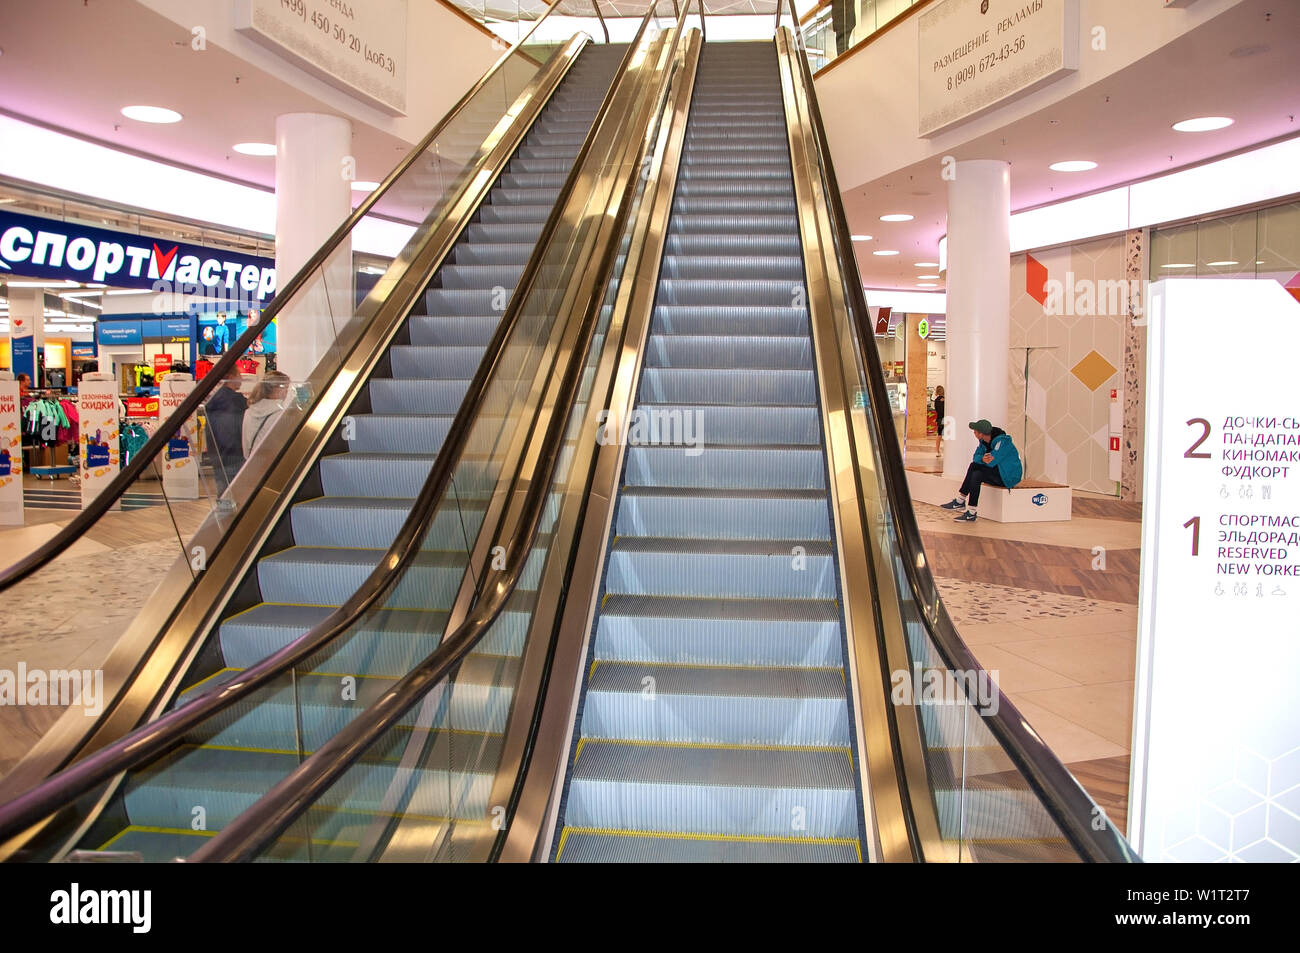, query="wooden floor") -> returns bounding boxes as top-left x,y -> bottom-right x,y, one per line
919,532 -> 1140,603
